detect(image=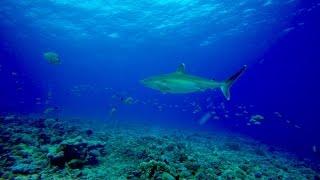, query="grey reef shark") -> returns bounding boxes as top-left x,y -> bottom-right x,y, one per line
141,63 -> 247,100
